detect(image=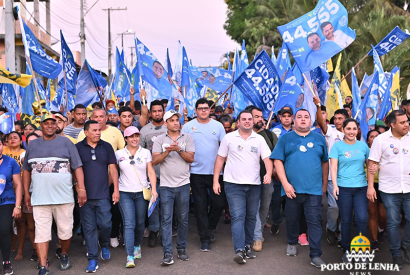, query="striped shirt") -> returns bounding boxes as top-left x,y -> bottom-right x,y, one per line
63,124 -> 84,139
